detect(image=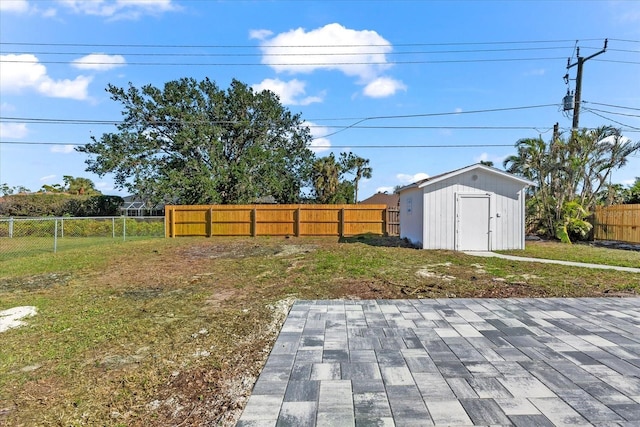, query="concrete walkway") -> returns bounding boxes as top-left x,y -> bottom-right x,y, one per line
237,298 -> 640,426
465,251 -> 640,274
